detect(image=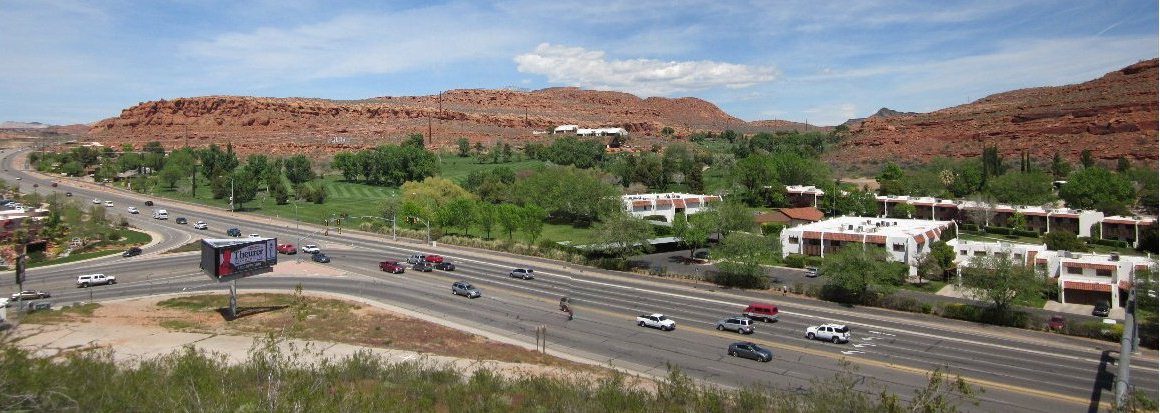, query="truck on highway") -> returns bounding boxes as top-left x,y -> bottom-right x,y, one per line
636,313 -> 676,331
